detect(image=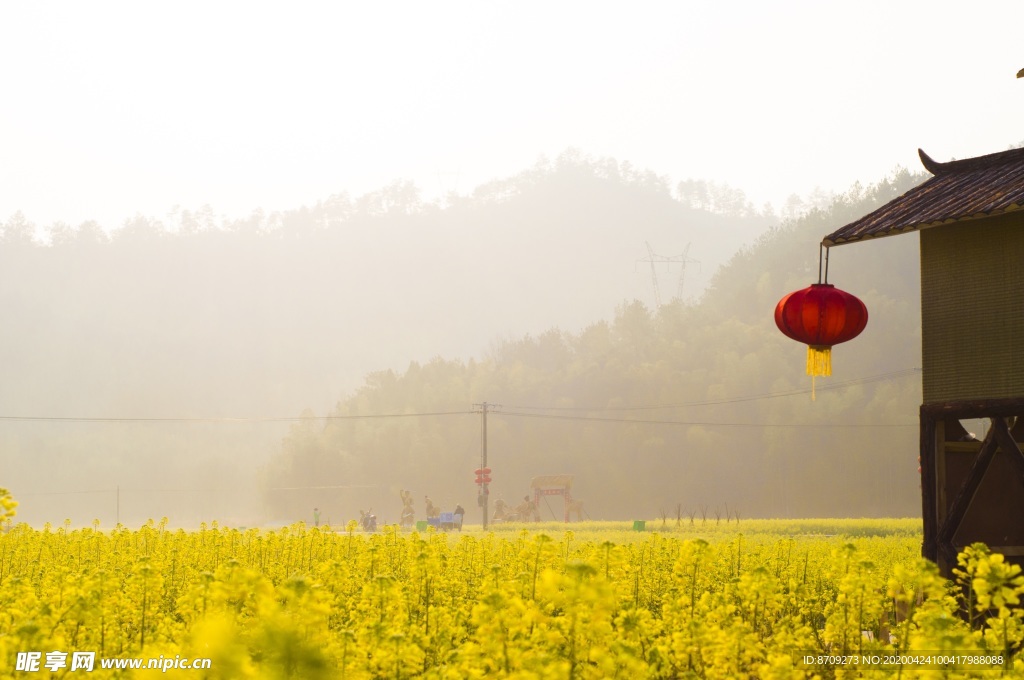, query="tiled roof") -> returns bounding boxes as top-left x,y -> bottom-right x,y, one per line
823,147 -> 1024,246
